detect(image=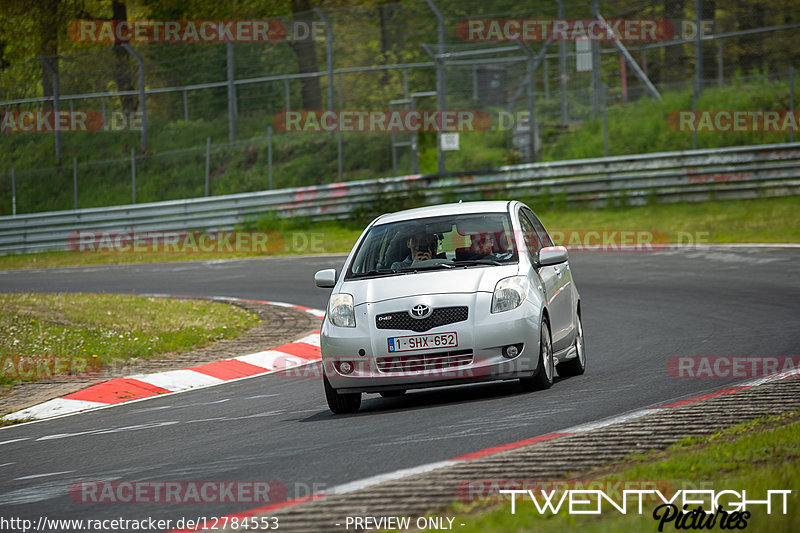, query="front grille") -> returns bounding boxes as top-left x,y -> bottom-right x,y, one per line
375,306 -> 468,332
377,349 -> 473,373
